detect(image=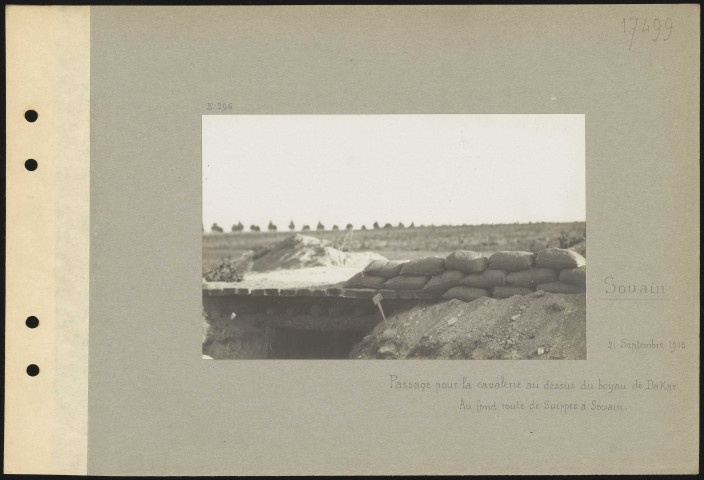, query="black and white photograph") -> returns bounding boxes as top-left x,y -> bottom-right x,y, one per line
202,114 -> 586,359
6,4 -> 699,476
